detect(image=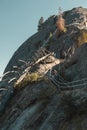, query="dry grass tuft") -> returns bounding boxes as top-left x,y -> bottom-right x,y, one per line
15,72 -> 43,89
